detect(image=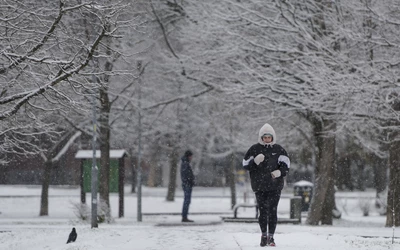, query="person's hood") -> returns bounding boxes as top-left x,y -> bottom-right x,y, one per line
258,123 -> 276,146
